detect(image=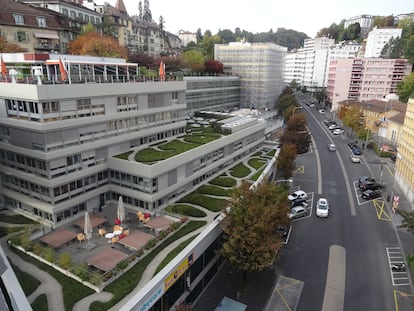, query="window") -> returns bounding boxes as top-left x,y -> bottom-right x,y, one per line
37,16 -> 46,27
70,11 -> 76,18
62,8 -> 68,16
16,31 -> 27,43
13,14 -> 24,25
